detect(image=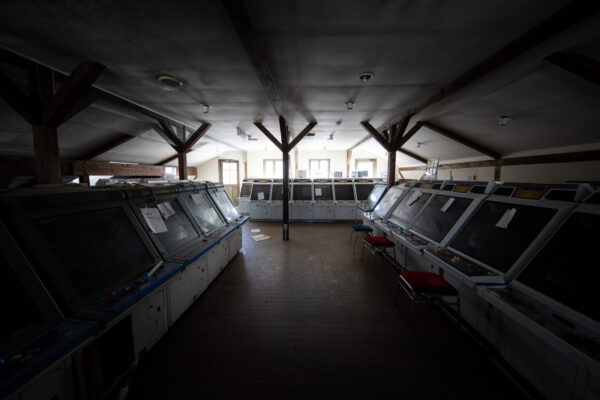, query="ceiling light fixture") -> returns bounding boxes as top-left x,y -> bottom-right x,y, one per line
336,120 -> 342,126
417,142 -> 423,148
345,100 -> 355,110
358,72 -> 374,82
498,115 -> 512,126
201,104 -> 210,114
157,74 -> 183,89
